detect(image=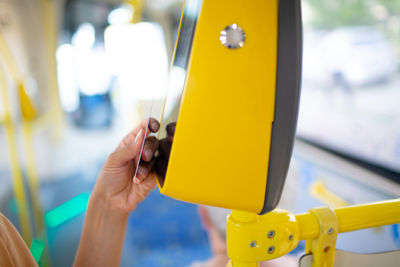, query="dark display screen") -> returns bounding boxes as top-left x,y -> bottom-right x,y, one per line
153,0 -> 203,184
